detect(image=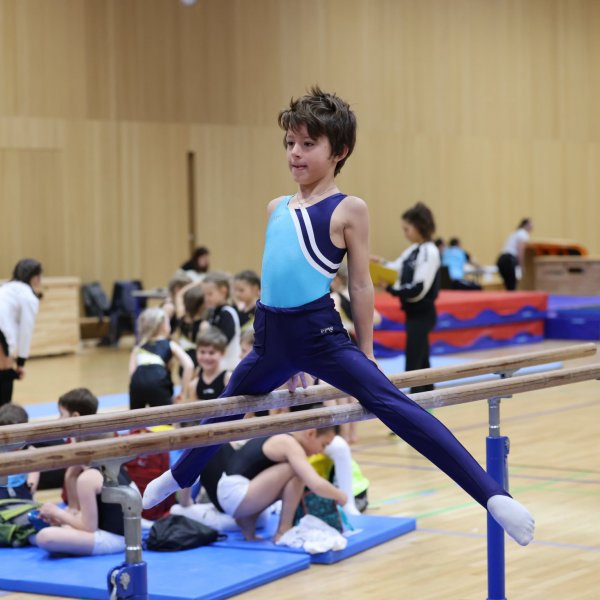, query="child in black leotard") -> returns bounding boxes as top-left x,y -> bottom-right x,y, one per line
33,461 -> 137,556
201,273 -> 241,372
175,285 -> 206,368
232,270 -> 261,332
206,428 -> 345,541
186,328 -> 231,402
129,308 -> 194,409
